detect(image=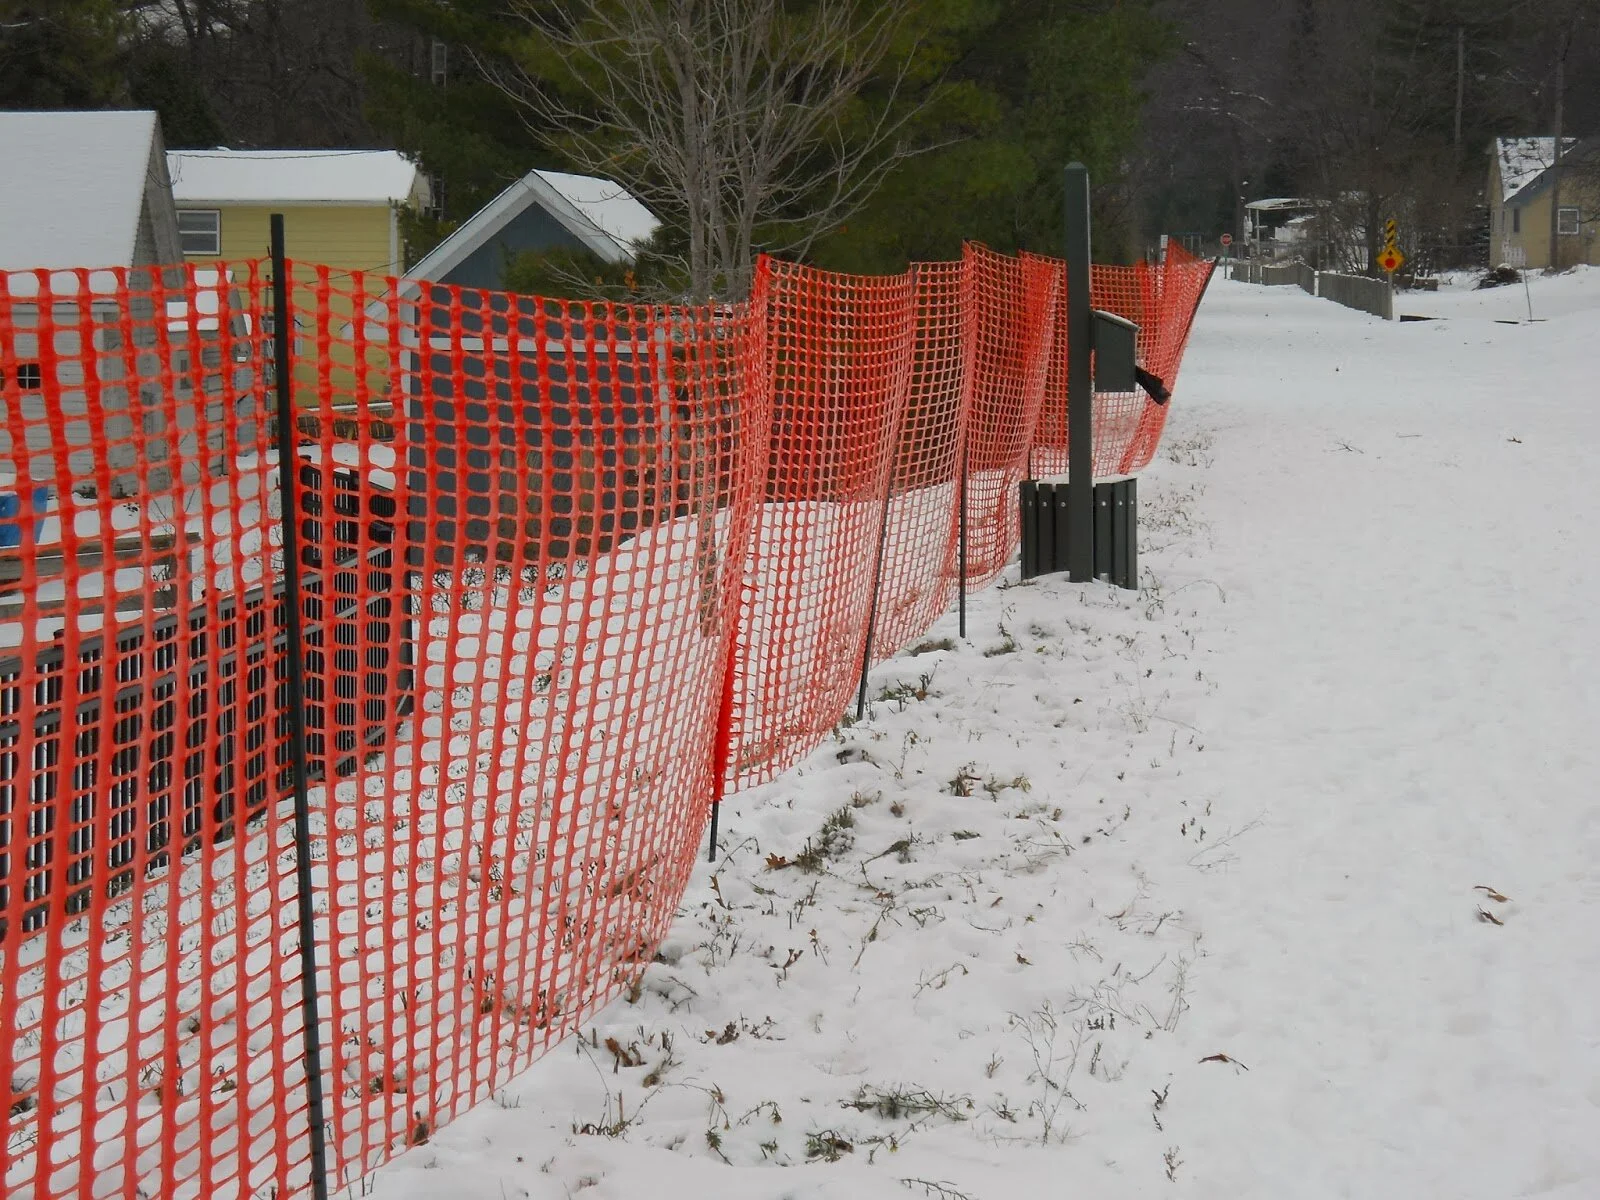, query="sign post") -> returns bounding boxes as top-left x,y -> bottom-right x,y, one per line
1064,164 -> 1094,584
